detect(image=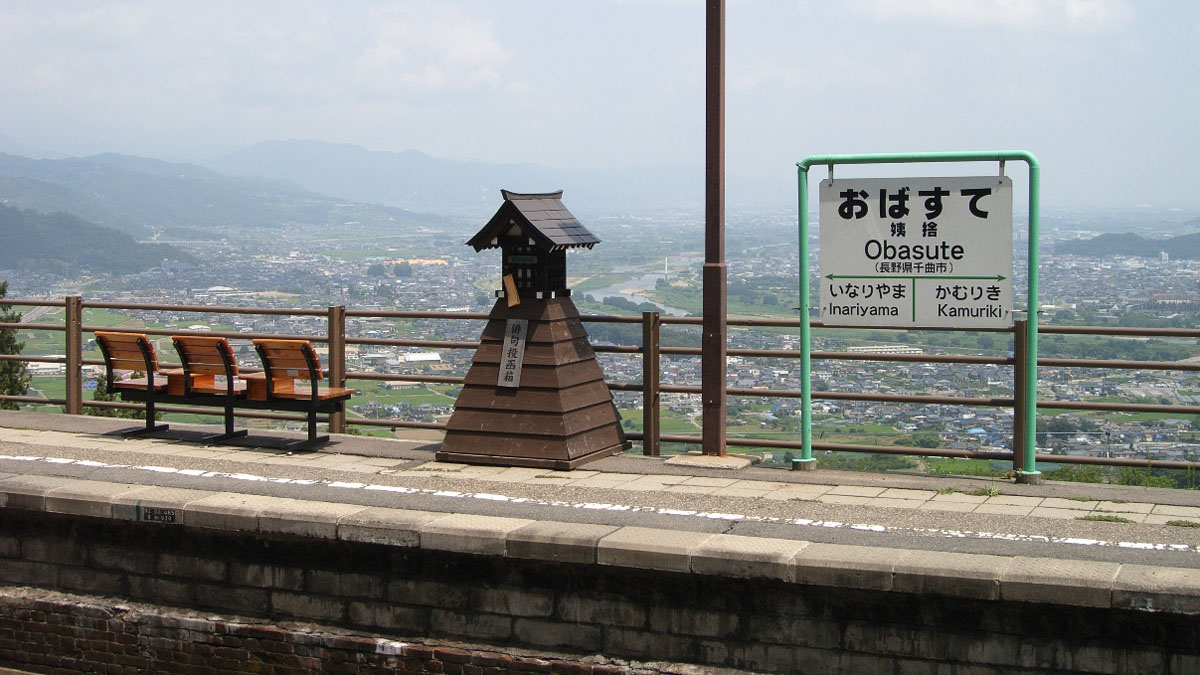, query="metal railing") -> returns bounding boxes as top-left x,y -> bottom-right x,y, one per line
2,296 -> 1198,474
